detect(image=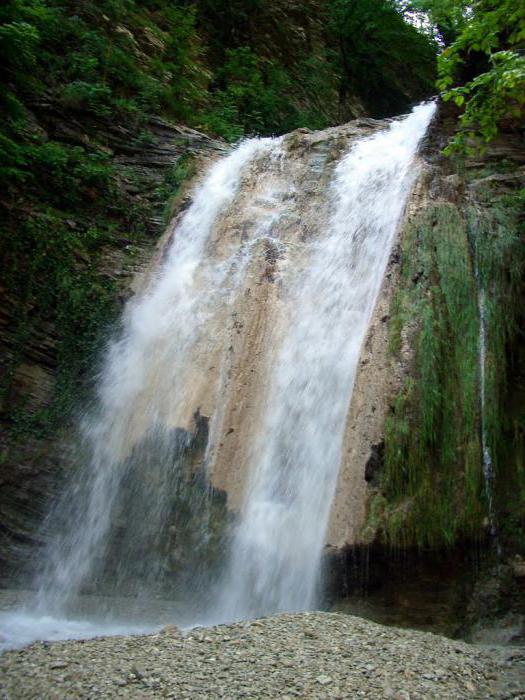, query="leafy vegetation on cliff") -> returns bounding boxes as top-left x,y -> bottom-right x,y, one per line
438,0 -> 525,153
405,0 -> 525,152
330,0 -> 437,118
